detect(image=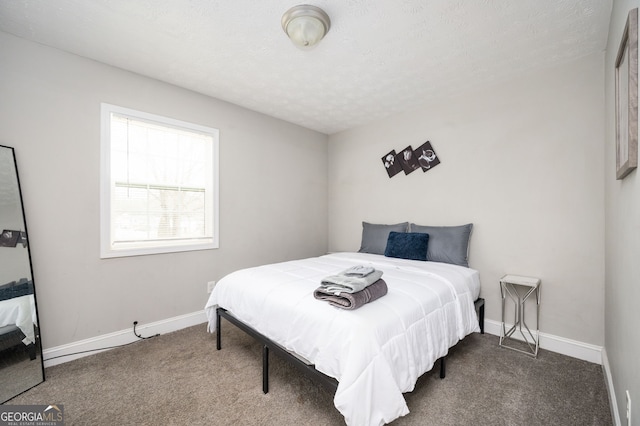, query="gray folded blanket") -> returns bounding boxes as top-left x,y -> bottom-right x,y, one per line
314,279 -> 388,310
320,268 -> 383,294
